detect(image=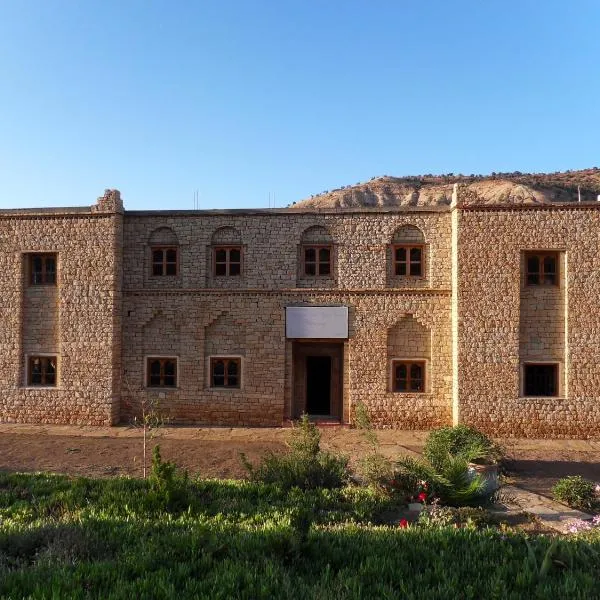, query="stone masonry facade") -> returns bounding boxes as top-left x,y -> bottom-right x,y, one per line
1,189 -> 599,437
